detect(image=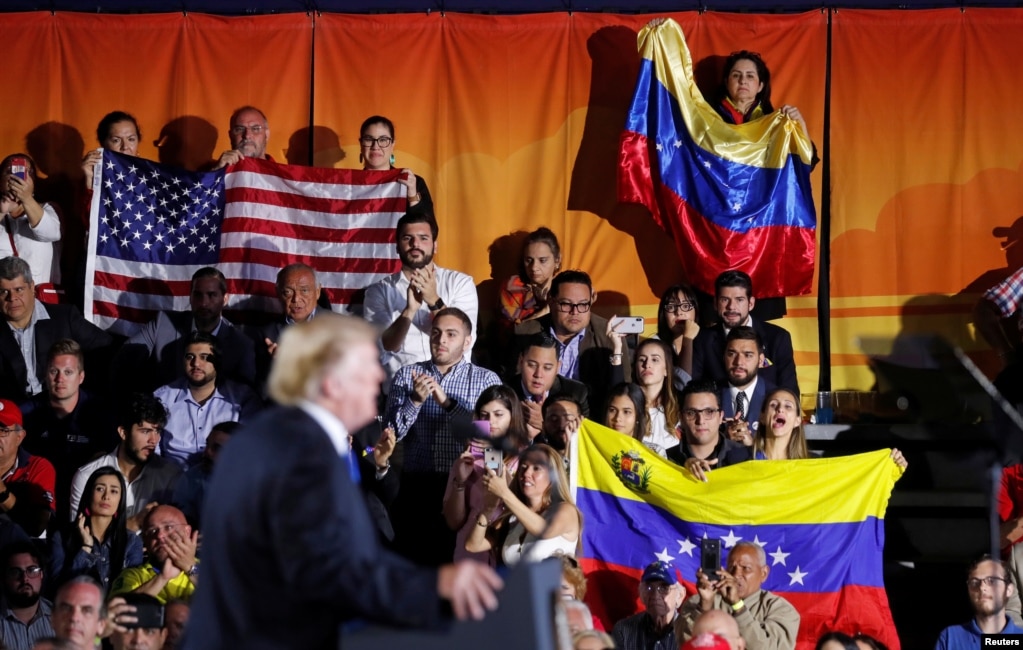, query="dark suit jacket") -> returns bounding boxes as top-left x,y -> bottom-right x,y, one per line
666,435 -> 753,469
113,311 -> 256,392
508,373 -> 591,418
721,377 -> 774,427
514,313 -> 630,412
0,304 -> 114,401
691,320 -> 798,395
182,406 -> 440,650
